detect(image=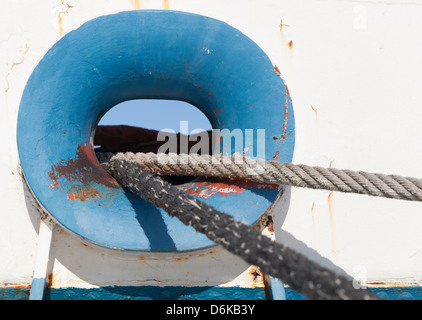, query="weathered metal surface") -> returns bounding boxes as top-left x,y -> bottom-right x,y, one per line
48,143 -> 120,202
17,10 -> 295,251
2,0 -> 422,299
